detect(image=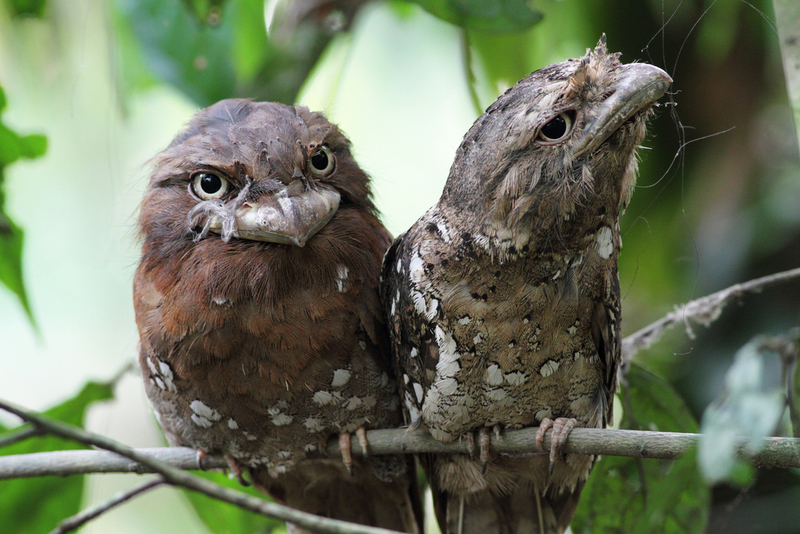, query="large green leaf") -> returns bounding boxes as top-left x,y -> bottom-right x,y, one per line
113,0 -> 336,107
183,470 -> 286,534
572,362 -> 710,534
0,381 -> 115,534
410,0 -> 543,33
0,84 -> 47,327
